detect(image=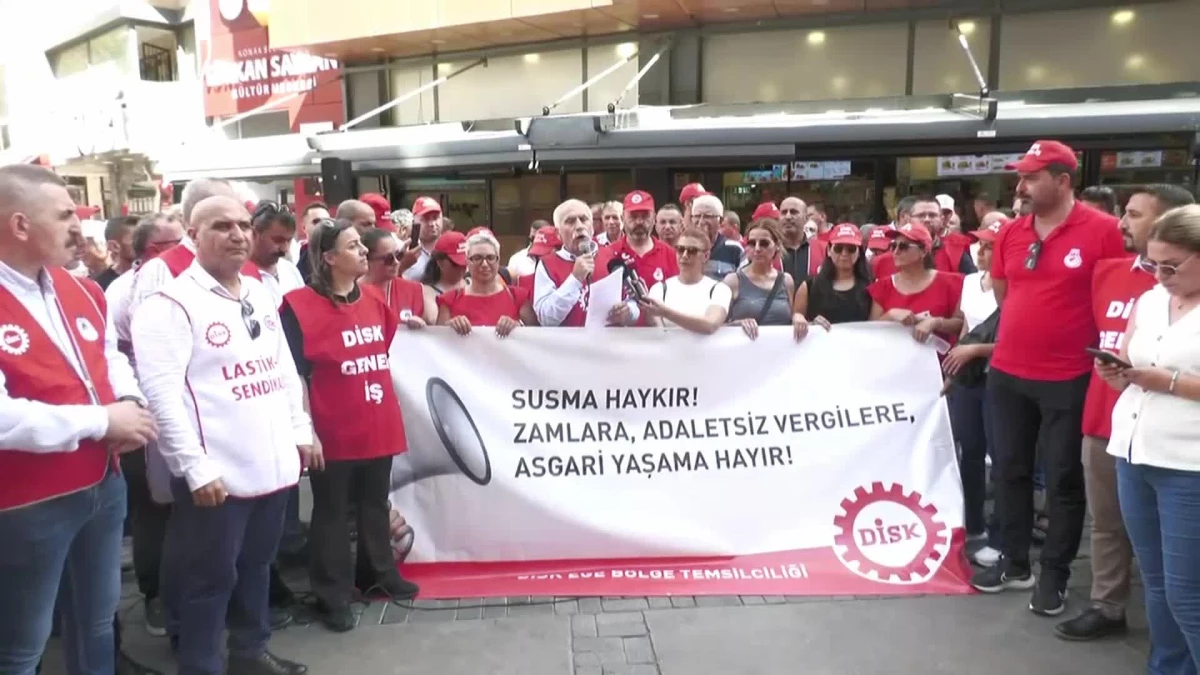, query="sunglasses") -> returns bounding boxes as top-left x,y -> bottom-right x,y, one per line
1025,240 -> 1043,271
373,251 -> 402,265
468,254 -> 499,265
240,299 -> 261,340
1138,254 -> 1194,277
746,238 -> 774,250
831,244 -> 859,255
893,240 -> 924,253
675,245 -> 704,257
